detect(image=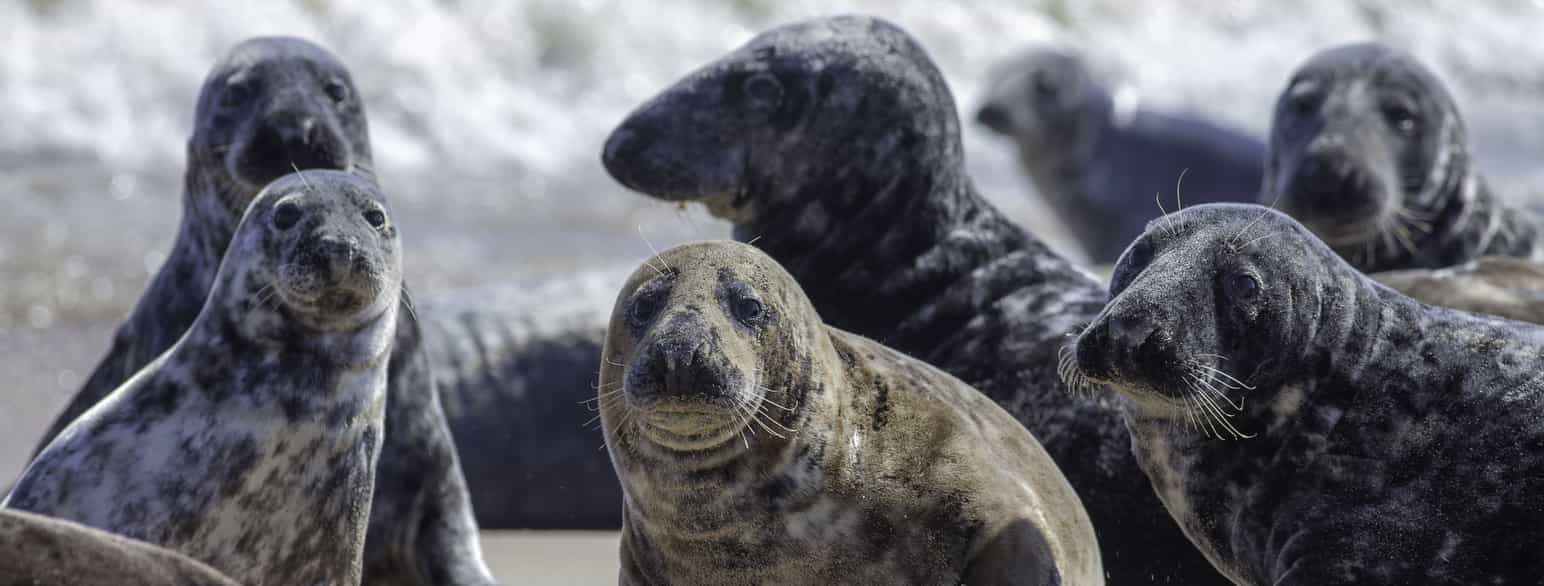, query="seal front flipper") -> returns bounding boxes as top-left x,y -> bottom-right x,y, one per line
960,519 -> 1063,586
